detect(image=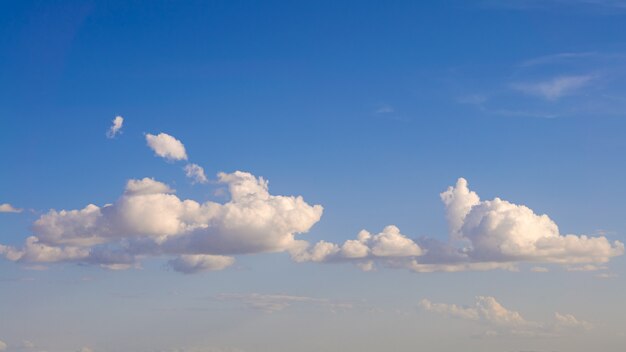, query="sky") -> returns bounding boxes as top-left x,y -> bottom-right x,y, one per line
1,1 -> 626,351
